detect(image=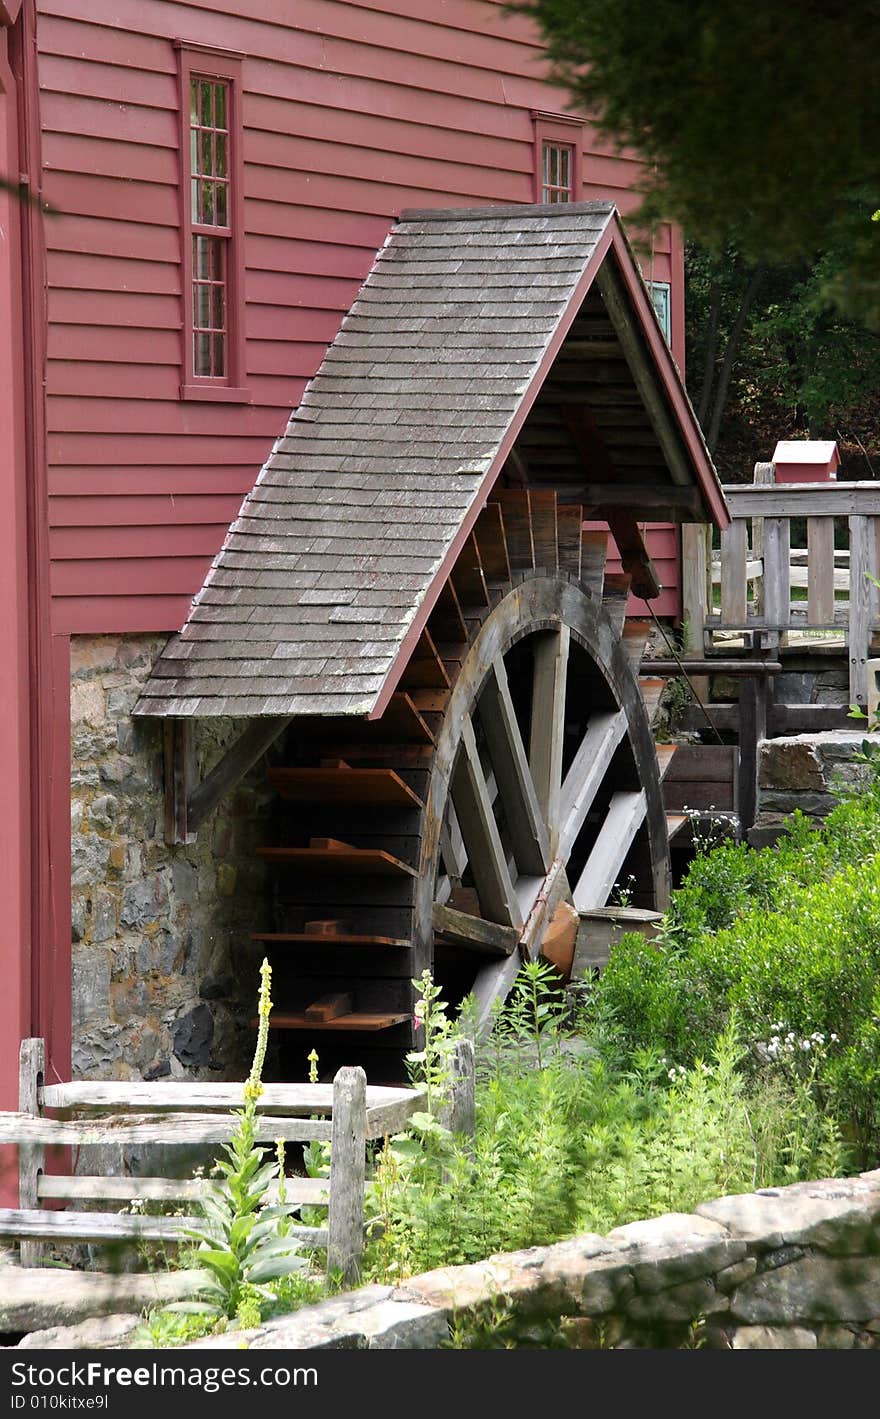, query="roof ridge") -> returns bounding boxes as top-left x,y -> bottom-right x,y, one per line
398,201 -> 616,223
